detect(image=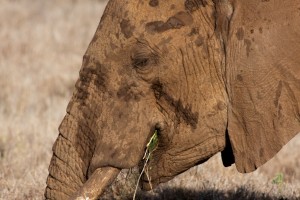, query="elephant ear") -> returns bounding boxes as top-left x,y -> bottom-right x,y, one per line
226,1 -> 300,173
